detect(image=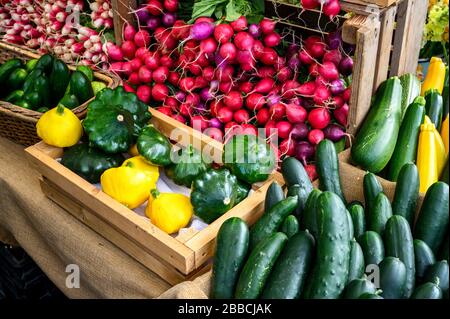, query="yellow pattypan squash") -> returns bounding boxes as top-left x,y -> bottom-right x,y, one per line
129,144 -> 140,157
122,156 -> 160,181
101,164 -> 157,209
146,189 -> 193,234
36,105 -> 83,147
